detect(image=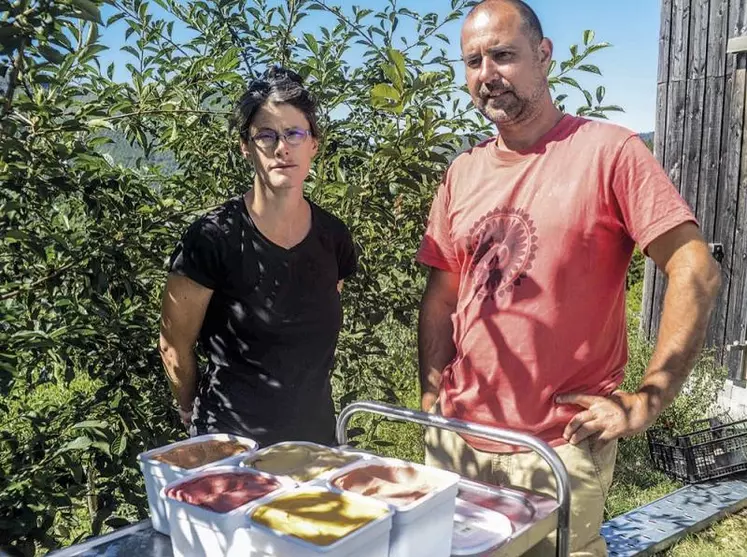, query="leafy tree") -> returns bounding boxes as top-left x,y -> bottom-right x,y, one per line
1,0 -> 624,552
549,29 -> 622,119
